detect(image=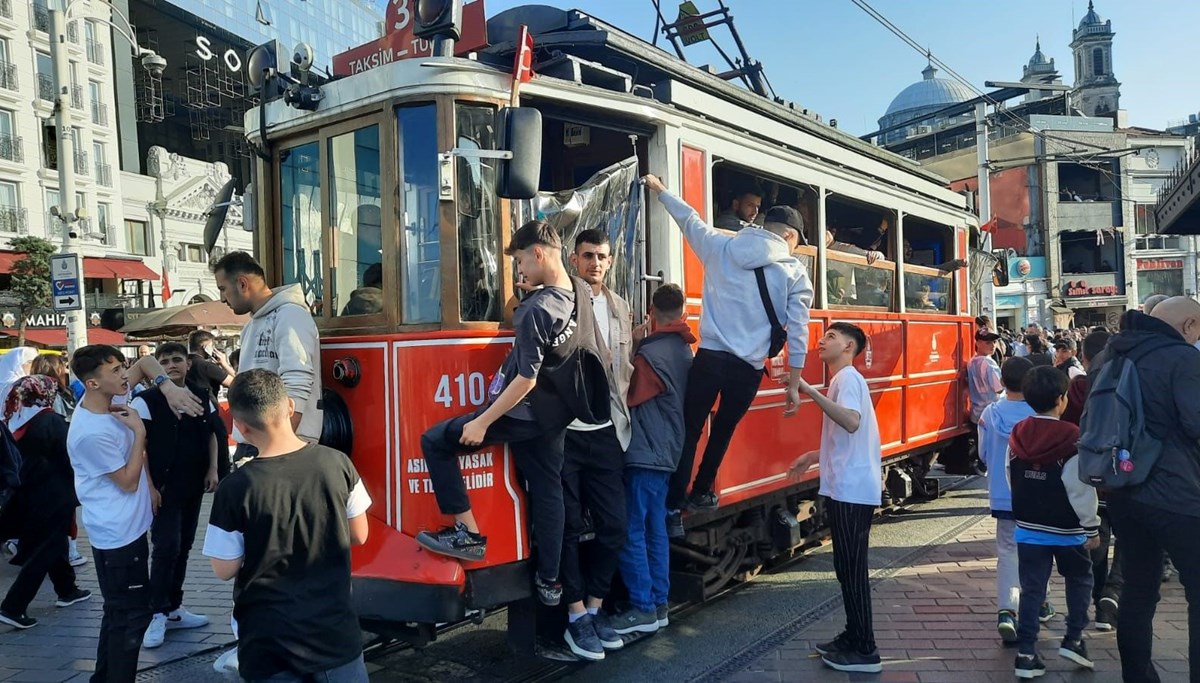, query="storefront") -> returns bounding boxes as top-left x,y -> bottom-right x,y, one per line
0,308 -> 132,350
994,257 -> 1049,330
1136,258 -> 1185,303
